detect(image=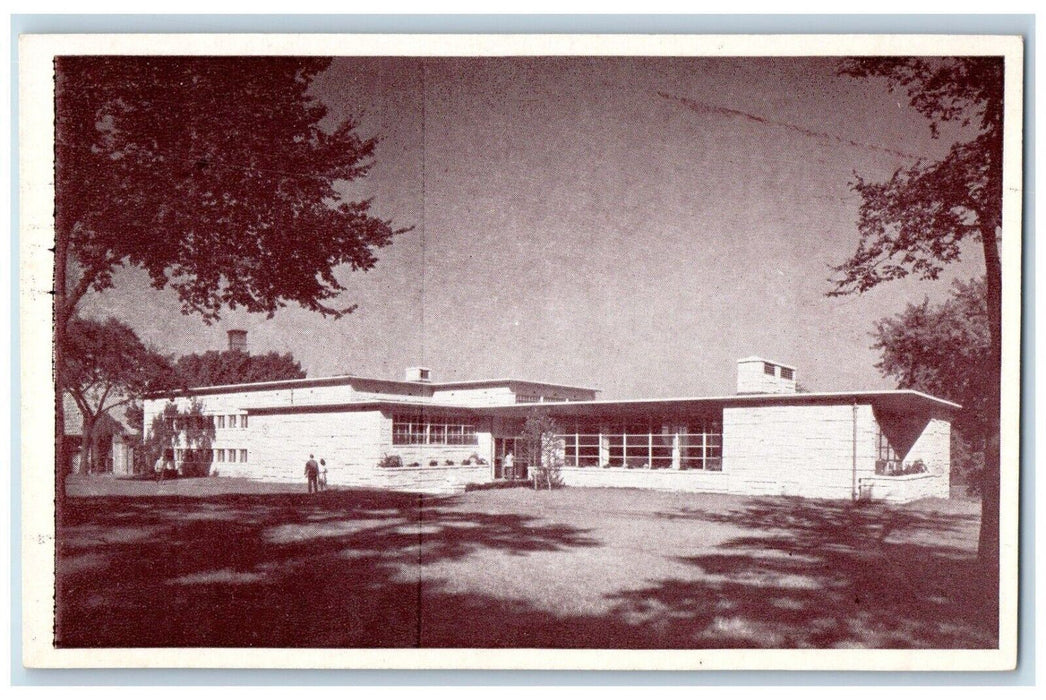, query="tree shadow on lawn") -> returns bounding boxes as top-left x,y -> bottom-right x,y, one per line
601,498 -> 999,649
56,489 -> 600,647
57,491 -> 997,649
